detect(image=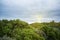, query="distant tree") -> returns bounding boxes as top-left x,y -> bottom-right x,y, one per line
40,26 -> 60,40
